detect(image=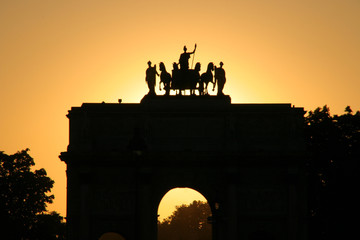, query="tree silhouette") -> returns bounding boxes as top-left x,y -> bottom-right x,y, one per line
0,149 -> 65,239
29,211 -> 66,240
158,200 -> 212,240
305,106 -> 360,239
